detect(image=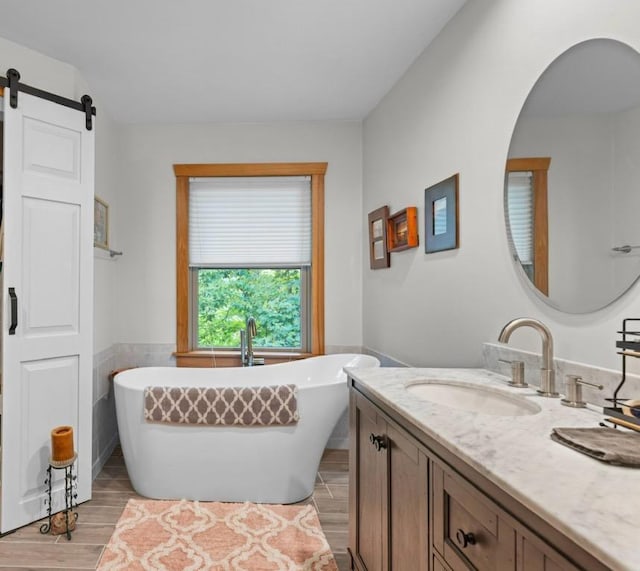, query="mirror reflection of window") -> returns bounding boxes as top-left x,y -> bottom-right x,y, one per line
505,157 -> 550,296
433,196 -> 447,236
506,171 -> 534,280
